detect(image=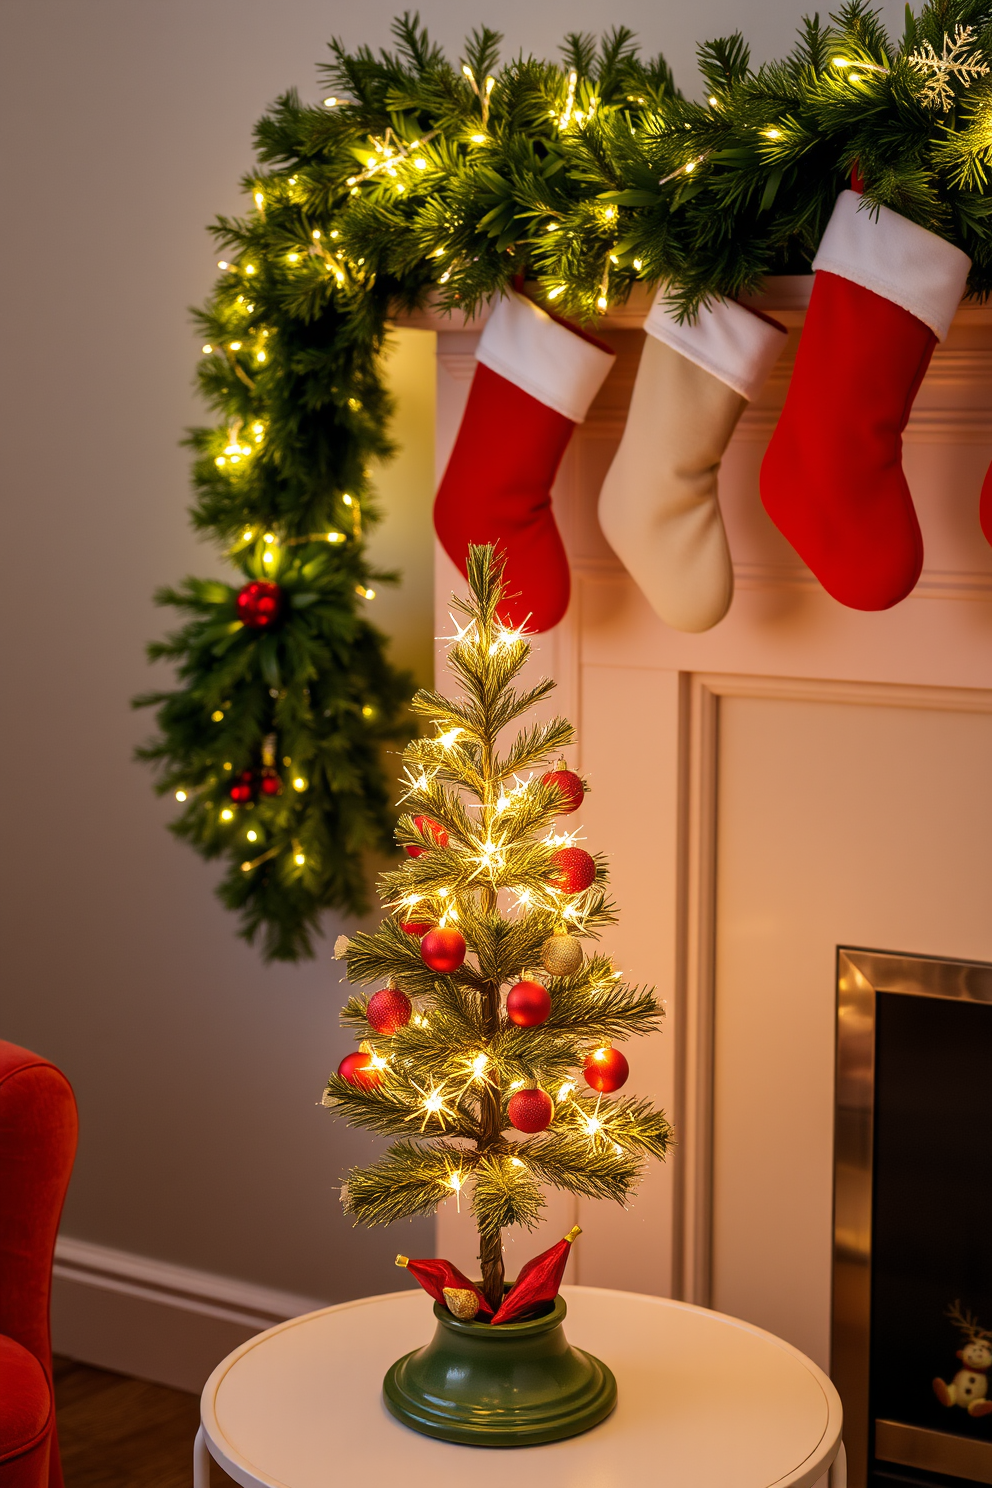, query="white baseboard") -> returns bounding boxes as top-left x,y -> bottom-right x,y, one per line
52,1236 -> 328,1393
